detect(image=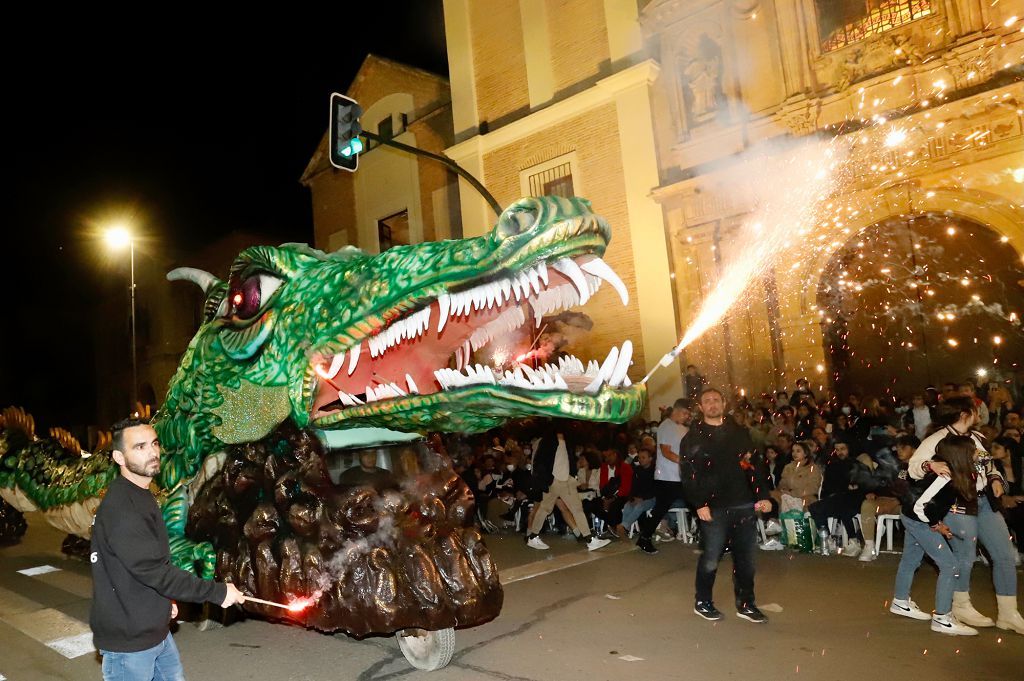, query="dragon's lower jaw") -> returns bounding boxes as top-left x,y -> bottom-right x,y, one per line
307,253 -> 643,431
312,383 -> 647,433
